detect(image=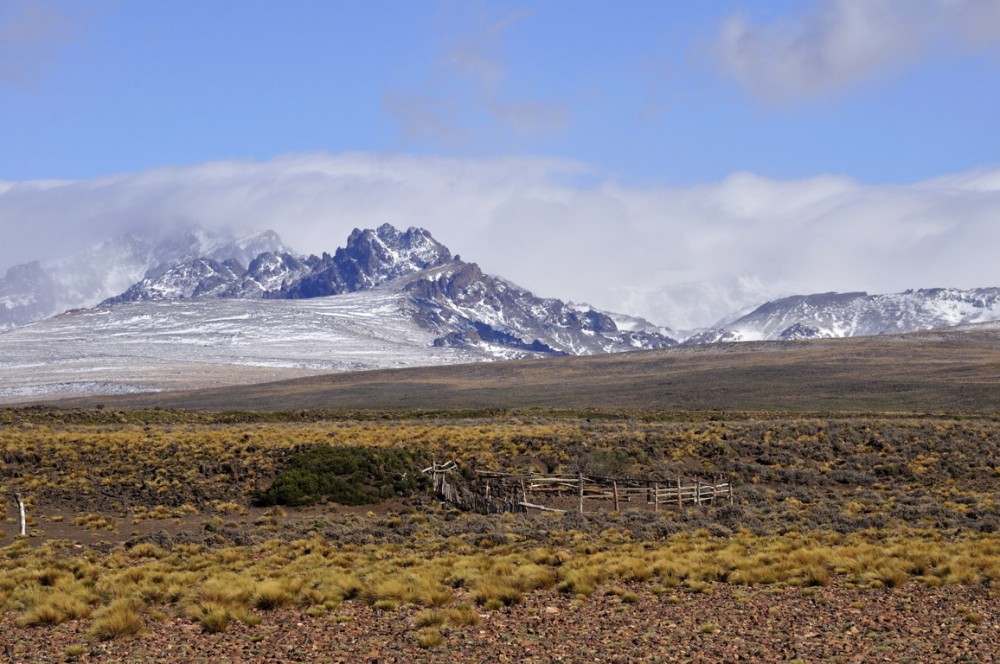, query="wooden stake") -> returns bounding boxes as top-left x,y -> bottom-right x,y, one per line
15,493 -> 26,537
578,471 -> 584,514
653,483 -> 659,513
678,477 -> 683,510
613,480 -> 620,512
